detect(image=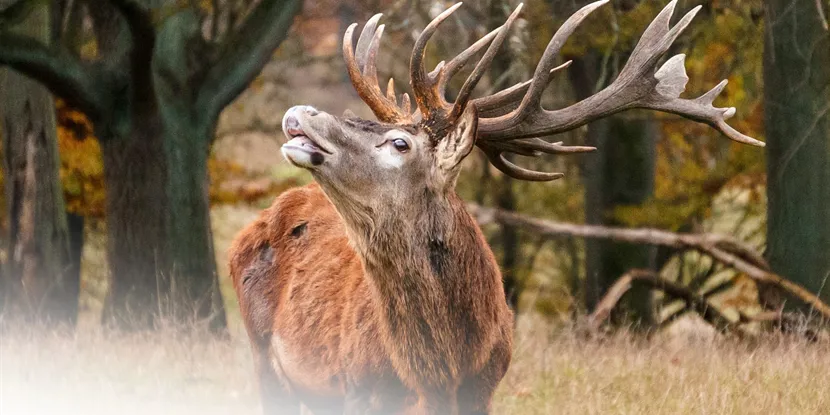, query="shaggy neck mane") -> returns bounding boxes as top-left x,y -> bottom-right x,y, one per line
330,189 -> 504,384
